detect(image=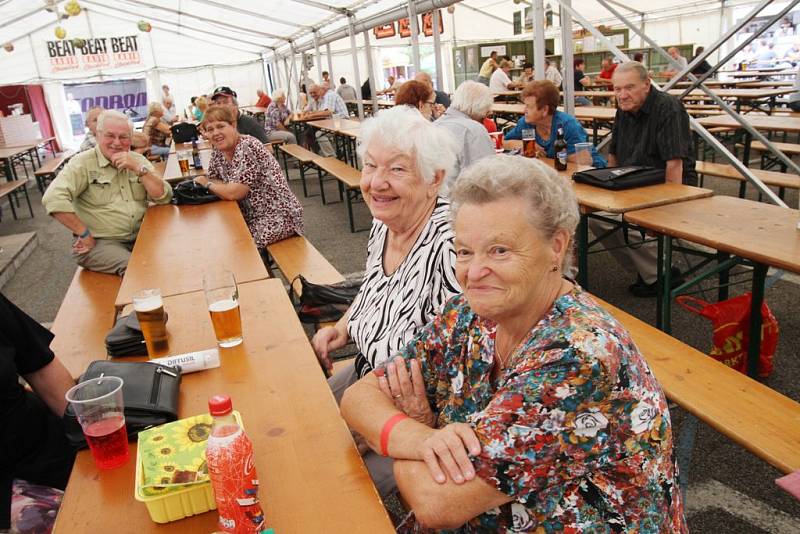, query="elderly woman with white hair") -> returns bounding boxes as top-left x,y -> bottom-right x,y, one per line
311,105 -> 462,496
341,155 -> 685,531
264,89 -> 296,144
435,81 -> 495,187
142,101 -> 172,158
